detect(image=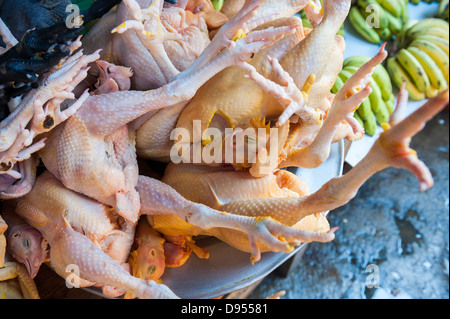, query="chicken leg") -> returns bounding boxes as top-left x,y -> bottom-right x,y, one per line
137,174 -> 336,263
244,43 -> 388,170
153,89 -> 449,262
